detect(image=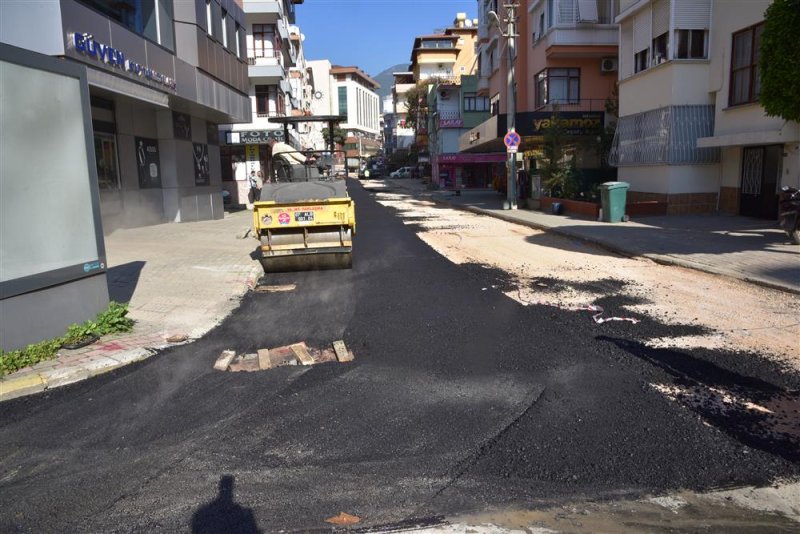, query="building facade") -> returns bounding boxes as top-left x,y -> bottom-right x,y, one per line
218,0 -> 305,205
1,0 -> 252,231
611,0 -> 798,217
463,0 -> 619,199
